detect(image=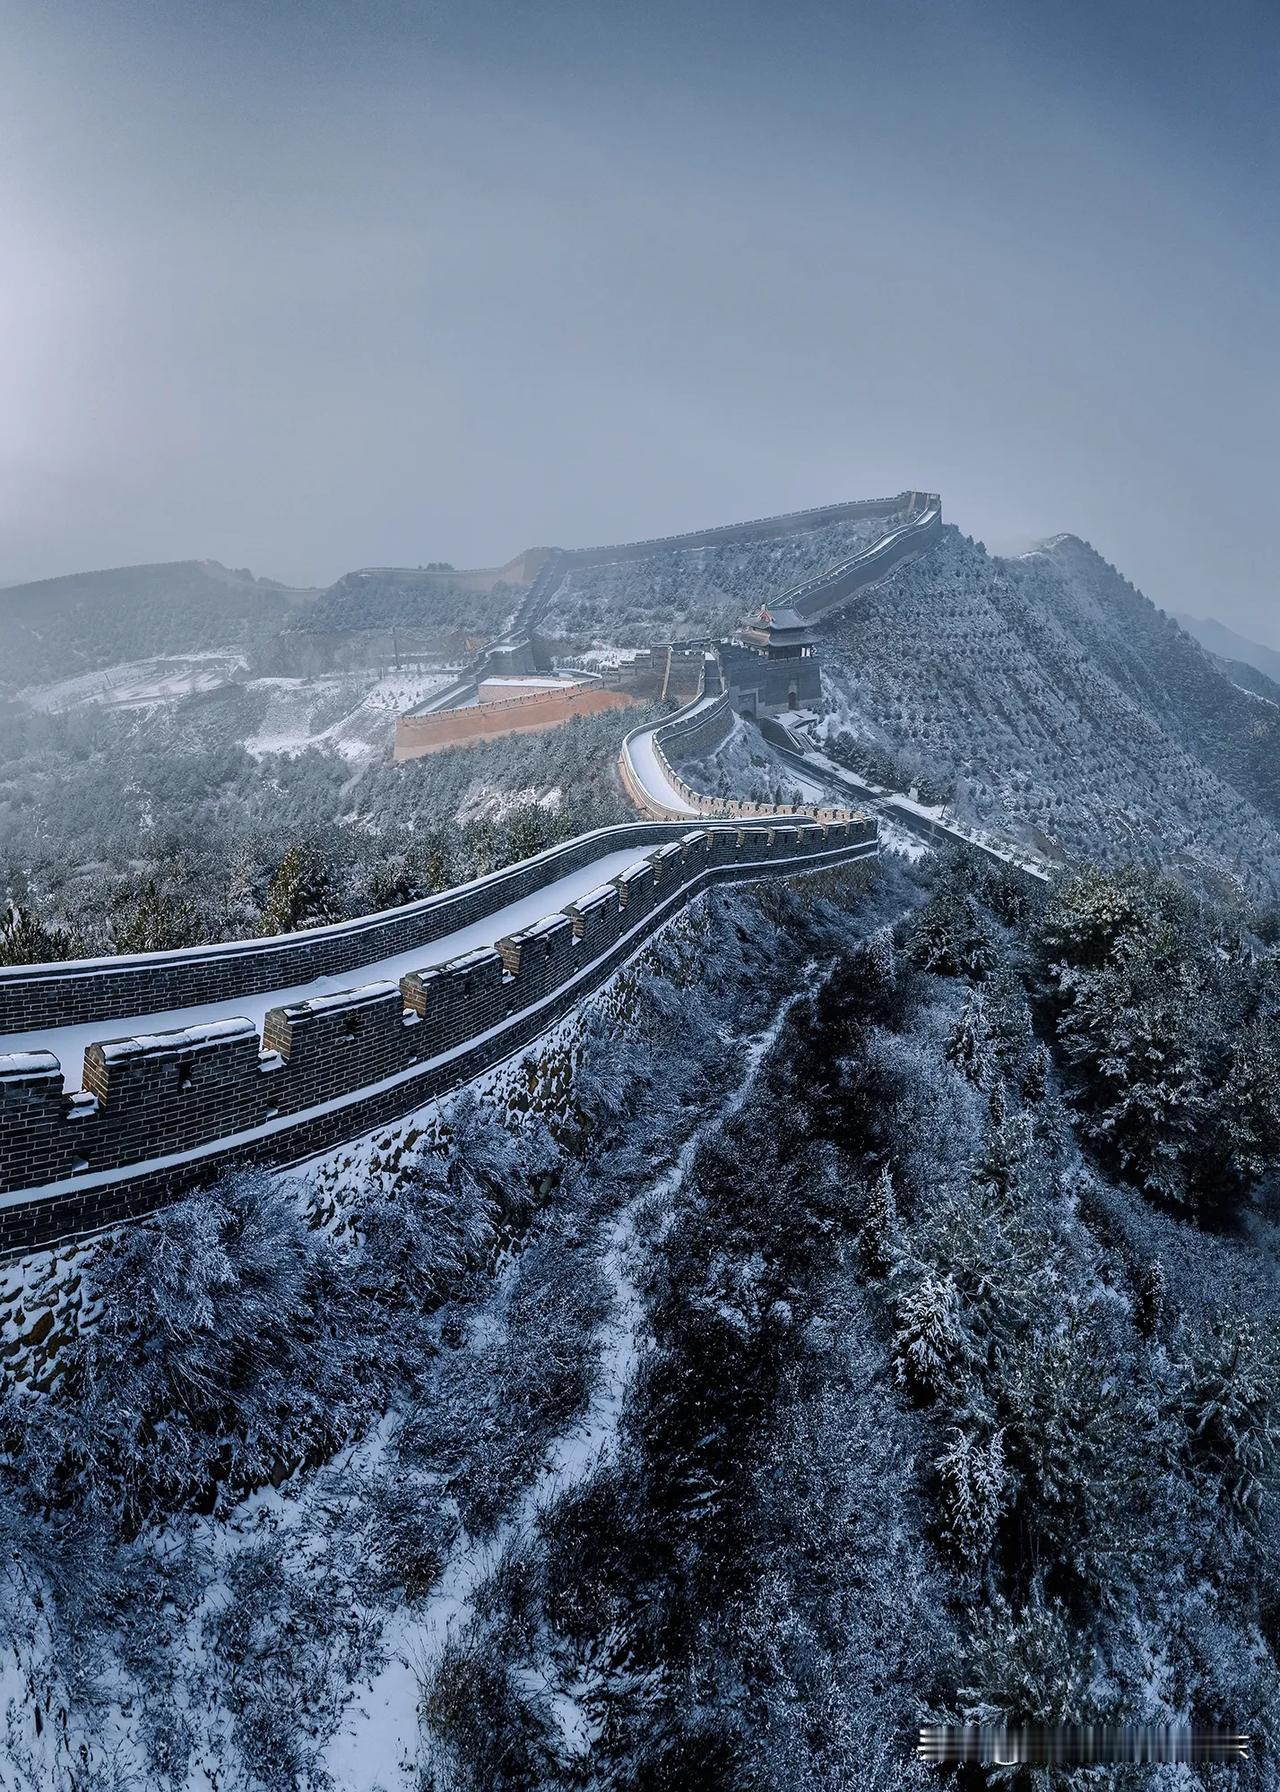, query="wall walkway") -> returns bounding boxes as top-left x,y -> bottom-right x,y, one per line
0,487 -> 947,1258
0,820 -> 876,1256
